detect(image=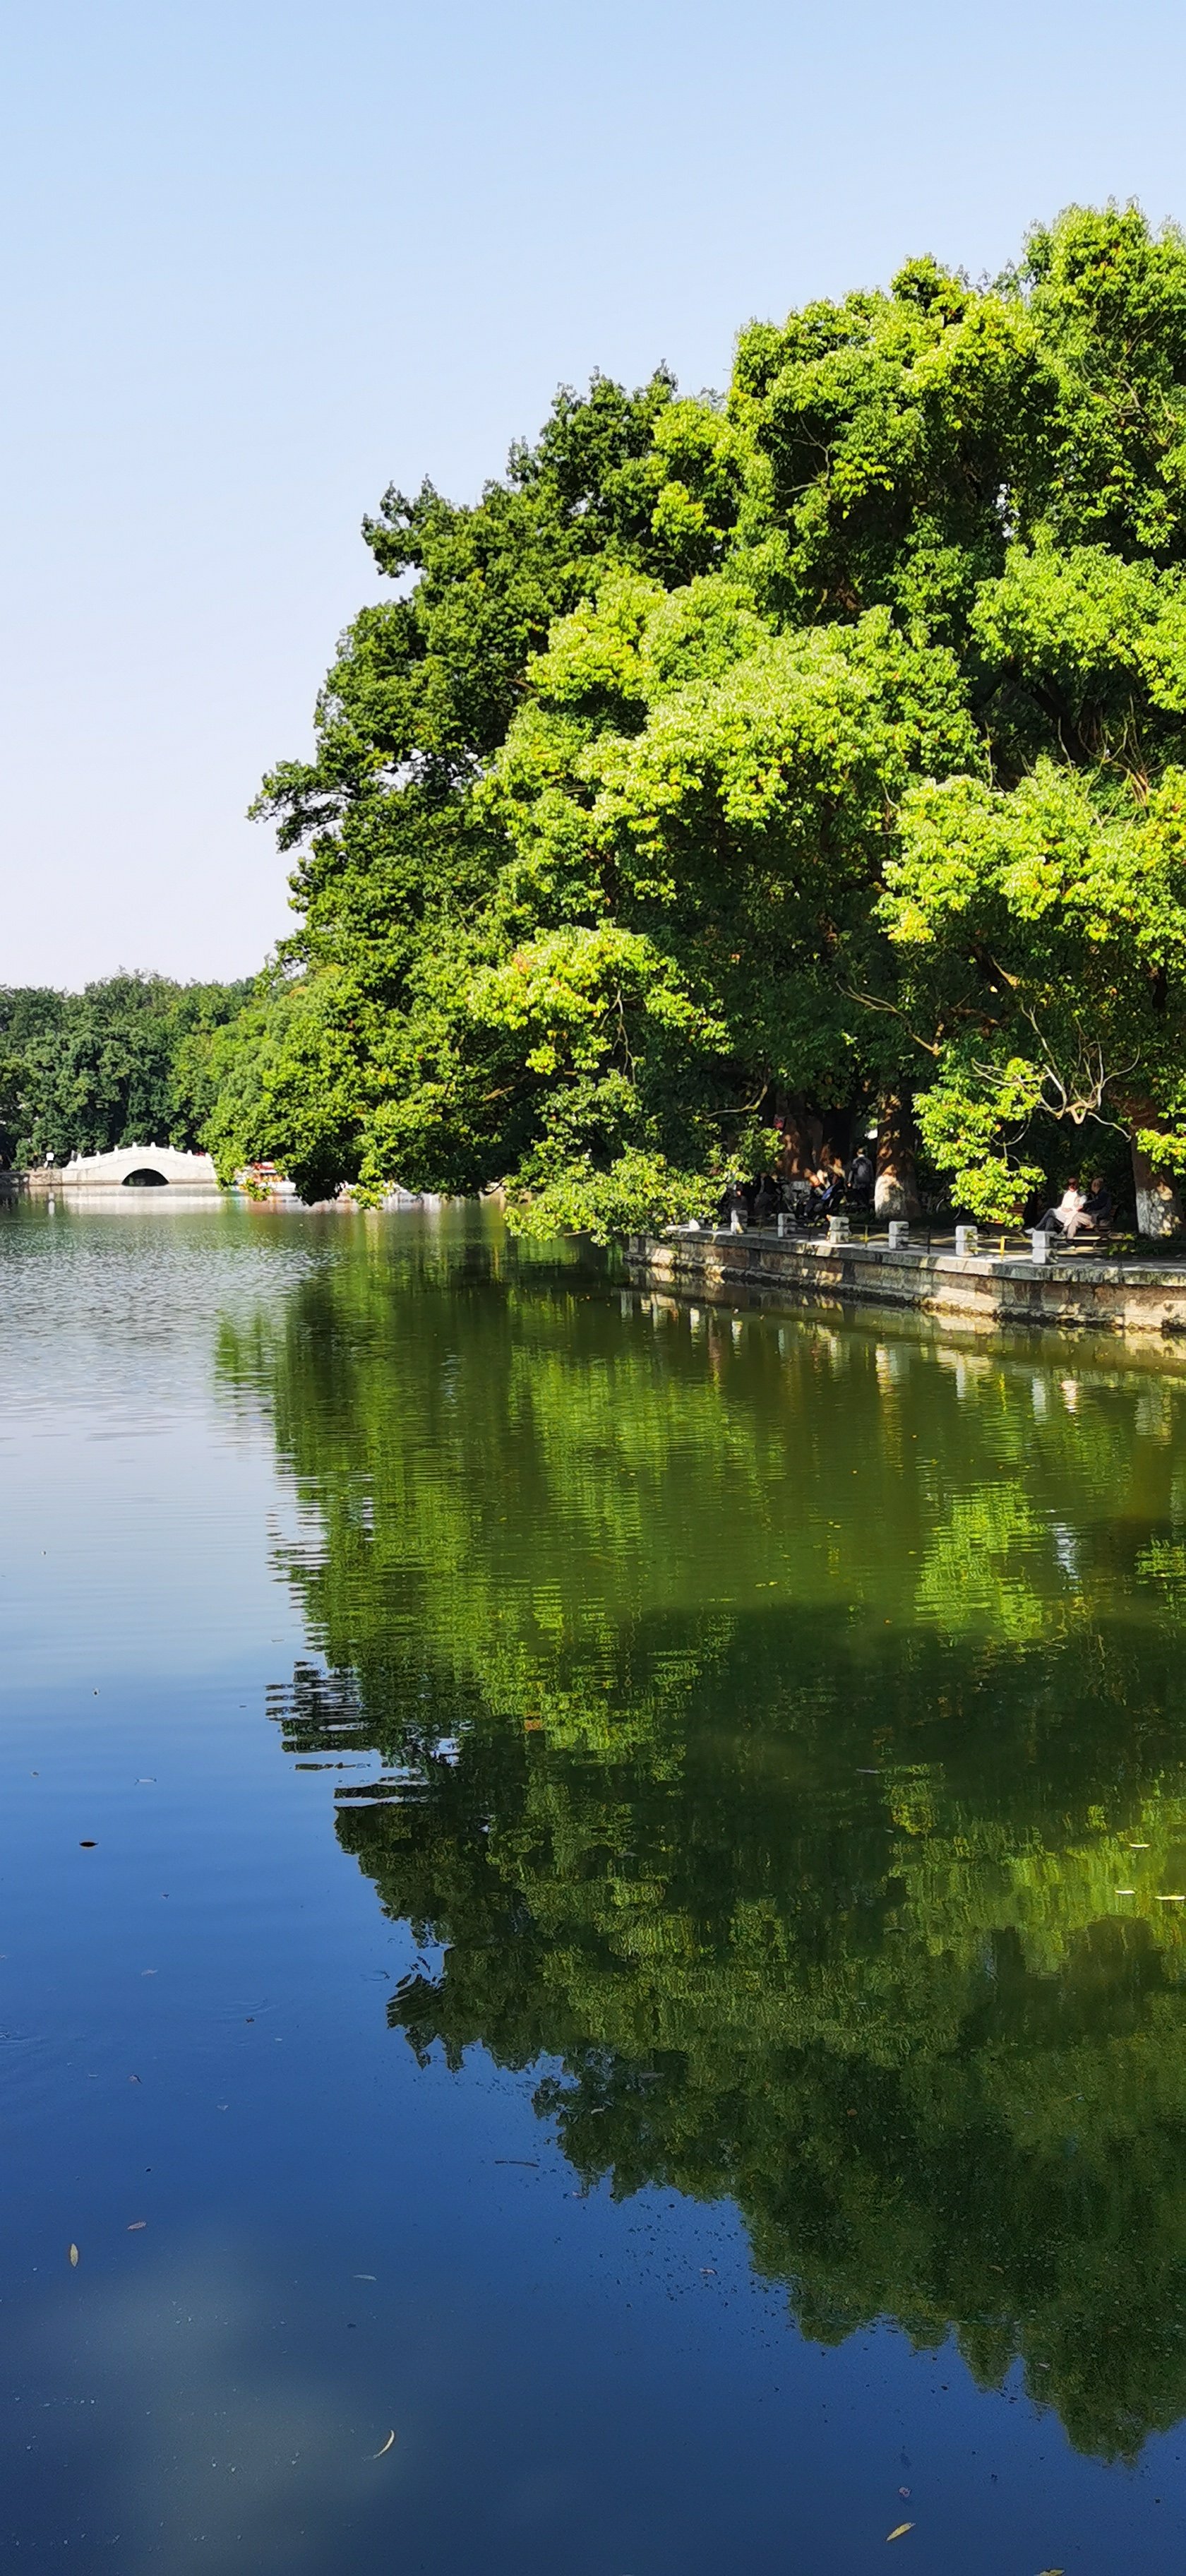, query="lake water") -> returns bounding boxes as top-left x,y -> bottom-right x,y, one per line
5,1195 -> 1186,2572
